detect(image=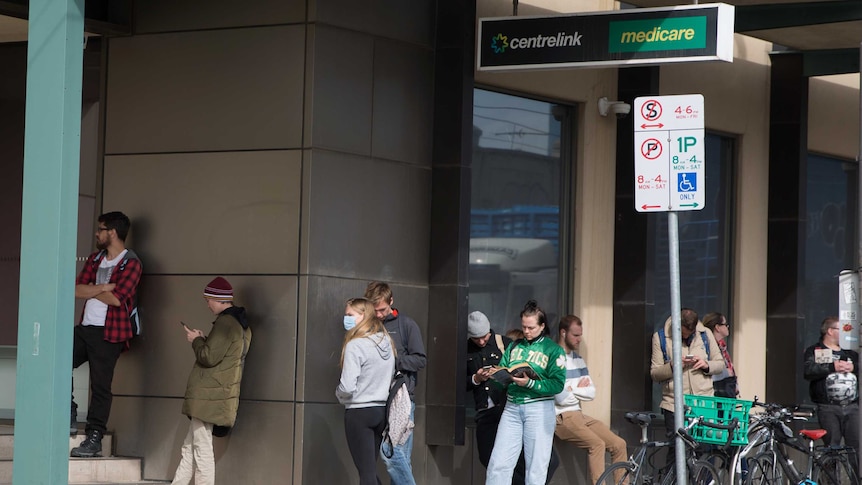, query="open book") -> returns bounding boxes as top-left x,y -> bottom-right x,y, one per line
488,362 -> 539,386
